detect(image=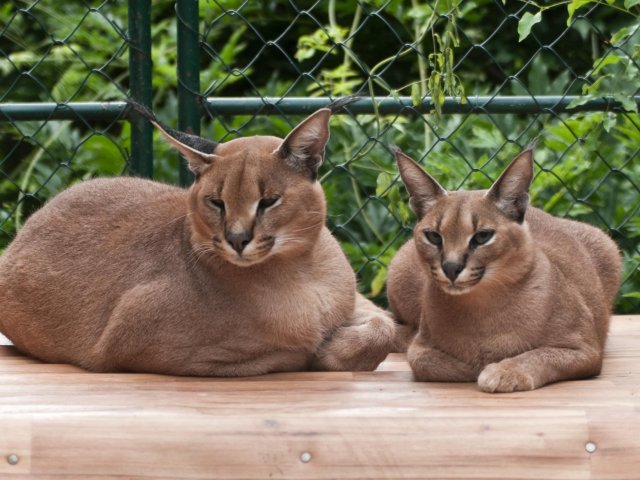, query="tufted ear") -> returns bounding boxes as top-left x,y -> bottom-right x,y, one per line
485,148 -> 534,223
393,148 -> 447,218
153,125 -> 220,176
127,100 -> 220,176
274,108 -> 331,181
